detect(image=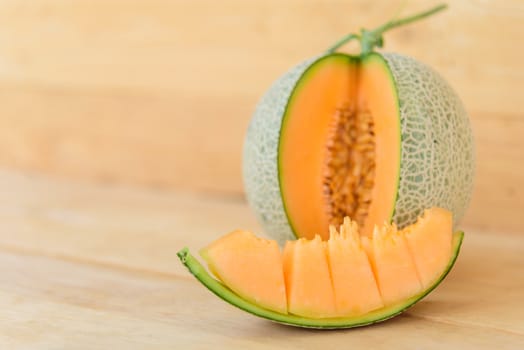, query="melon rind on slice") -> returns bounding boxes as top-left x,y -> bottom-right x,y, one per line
200,230 -> 287,314
177,231 -> 463,329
